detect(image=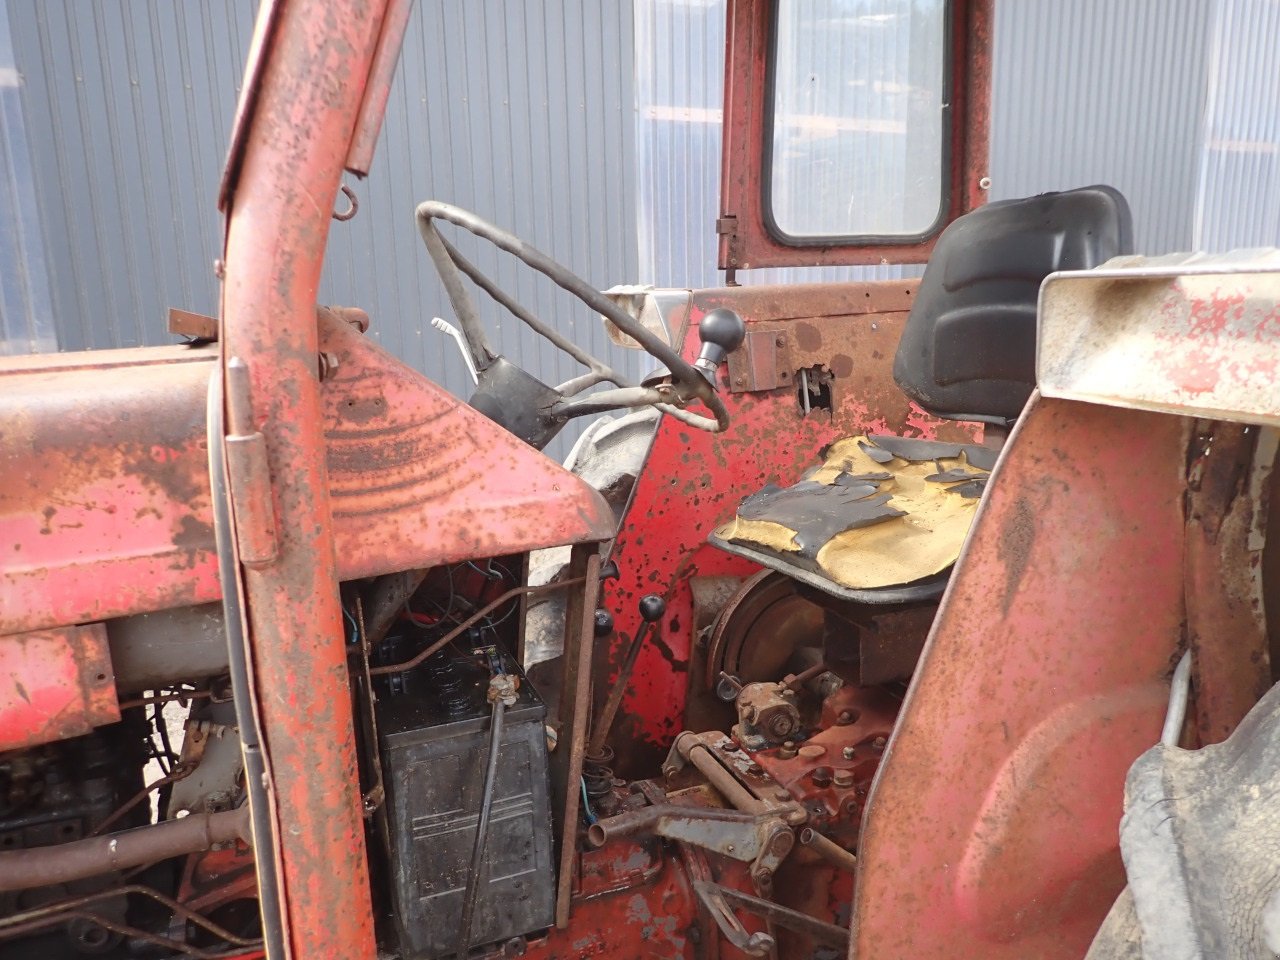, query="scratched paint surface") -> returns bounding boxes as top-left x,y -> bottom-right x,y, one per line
854,396 -> 1190,959
601,280 -> 981,775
